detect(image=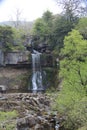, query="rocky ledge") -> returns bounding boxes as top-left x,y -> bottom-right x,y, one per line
0,93 -> 61,130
